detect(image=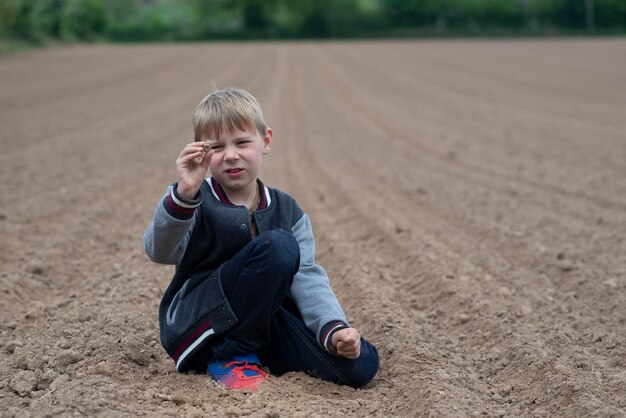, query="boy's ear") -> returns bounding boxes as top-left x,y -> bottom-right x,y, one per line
262,128 -> 273,155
